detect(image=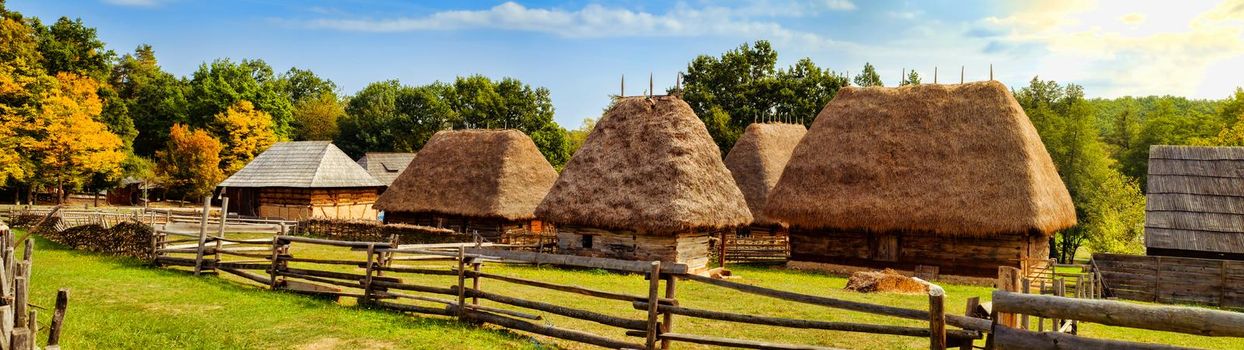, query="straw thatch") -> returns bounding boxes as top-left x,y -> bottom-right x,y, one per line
357,152 -> 417,186
536,96 -> 752,234
764,81 -> 1075,237
724,123 -> 807,226
219,141 -> 383,188
1145,145 -> 1244,254
374,129 -> 557,221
